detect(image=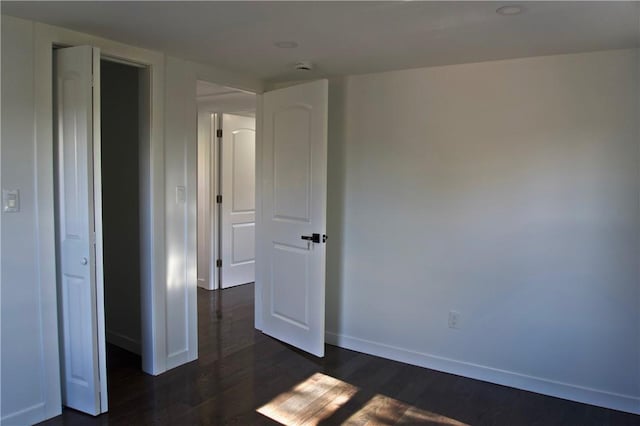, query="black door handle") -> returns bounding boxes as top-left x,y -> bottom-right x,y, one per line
301,233 -> 327,244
